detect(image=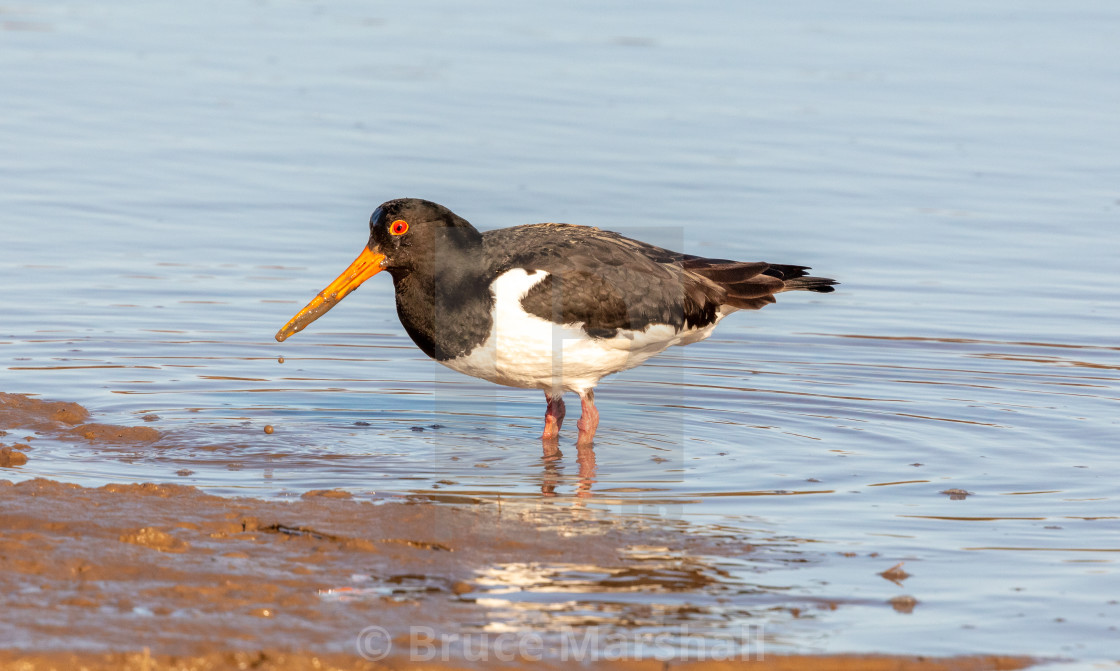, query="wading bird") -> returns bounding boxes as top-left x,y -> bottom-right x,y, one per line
277,198 -> 836,447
